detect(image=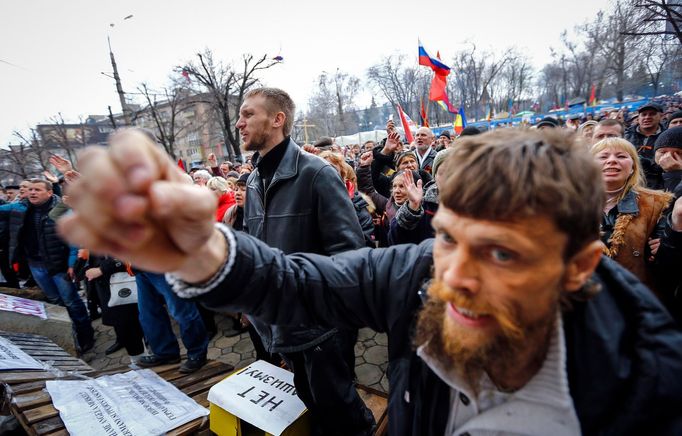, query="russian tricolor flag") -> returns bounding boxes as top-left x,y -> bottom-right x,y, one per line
418,40 -> 450,76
